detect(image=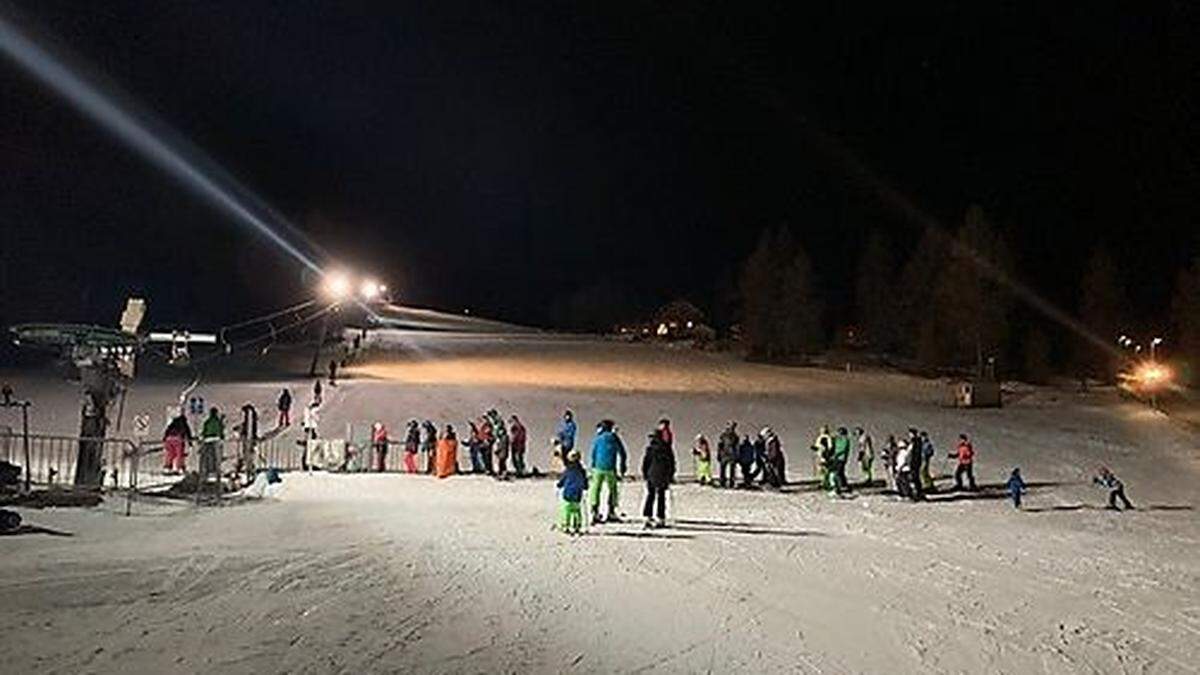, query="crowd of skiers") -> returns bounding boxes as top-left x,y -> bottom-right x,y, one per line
175,383 -> 1138,523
